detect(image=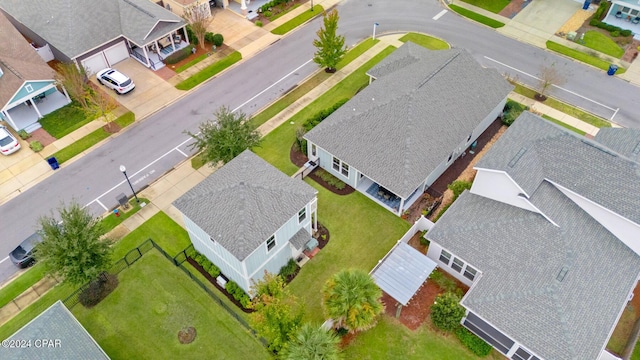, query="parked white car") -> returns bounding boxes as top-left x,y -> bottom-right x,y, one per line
0,126 -> 21,155
96,68 -> 135,94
